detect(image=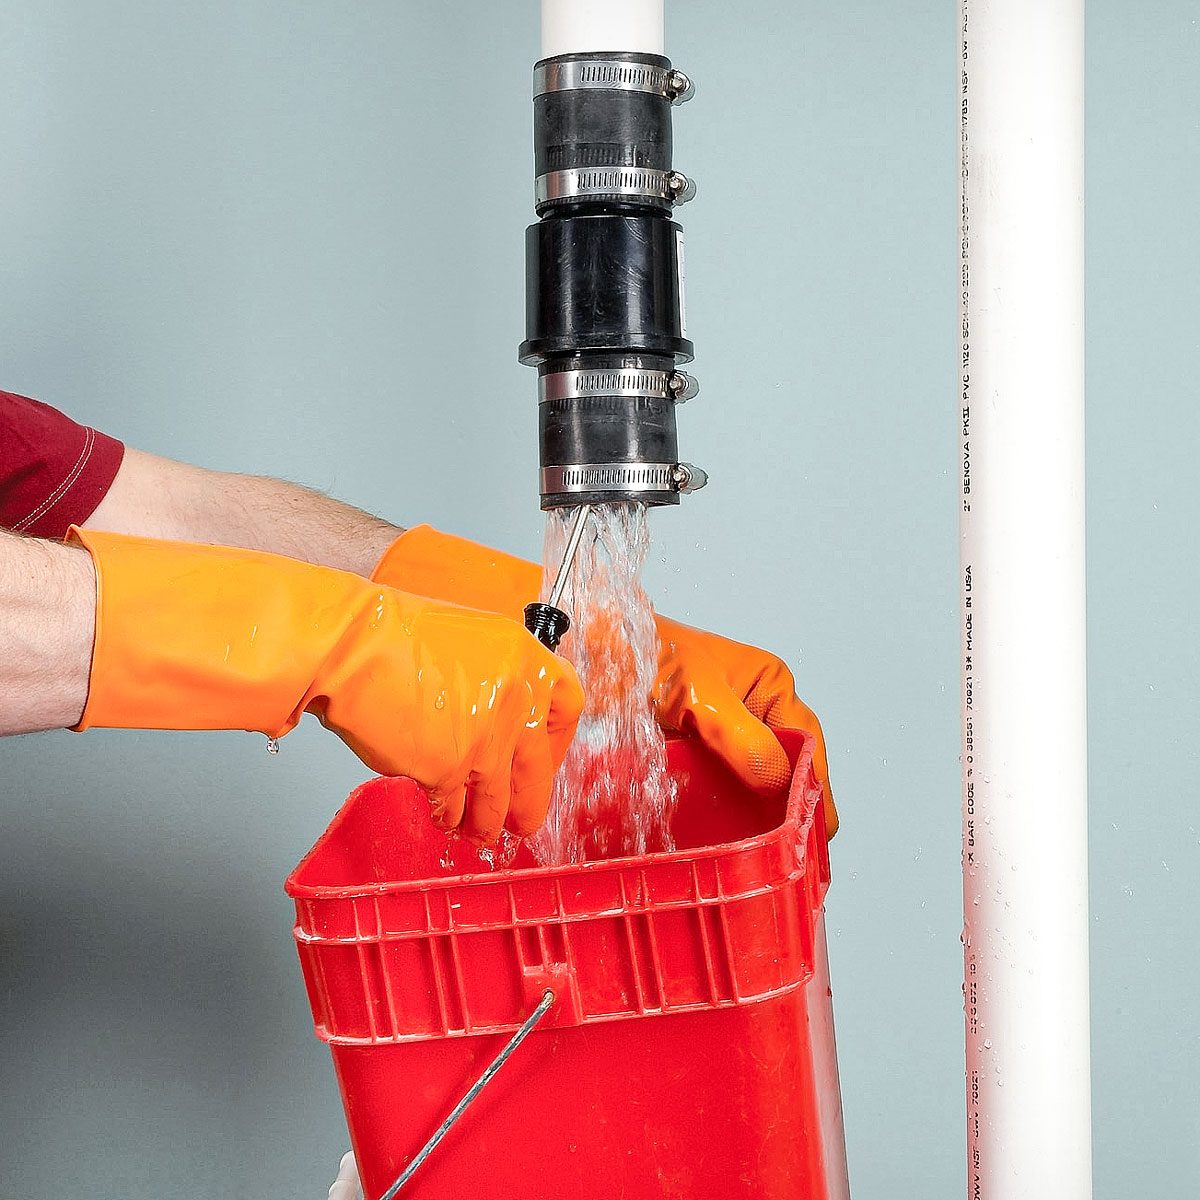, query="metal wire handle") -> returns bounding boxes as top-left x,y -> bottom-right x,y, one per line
378,989 -> 557,1198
